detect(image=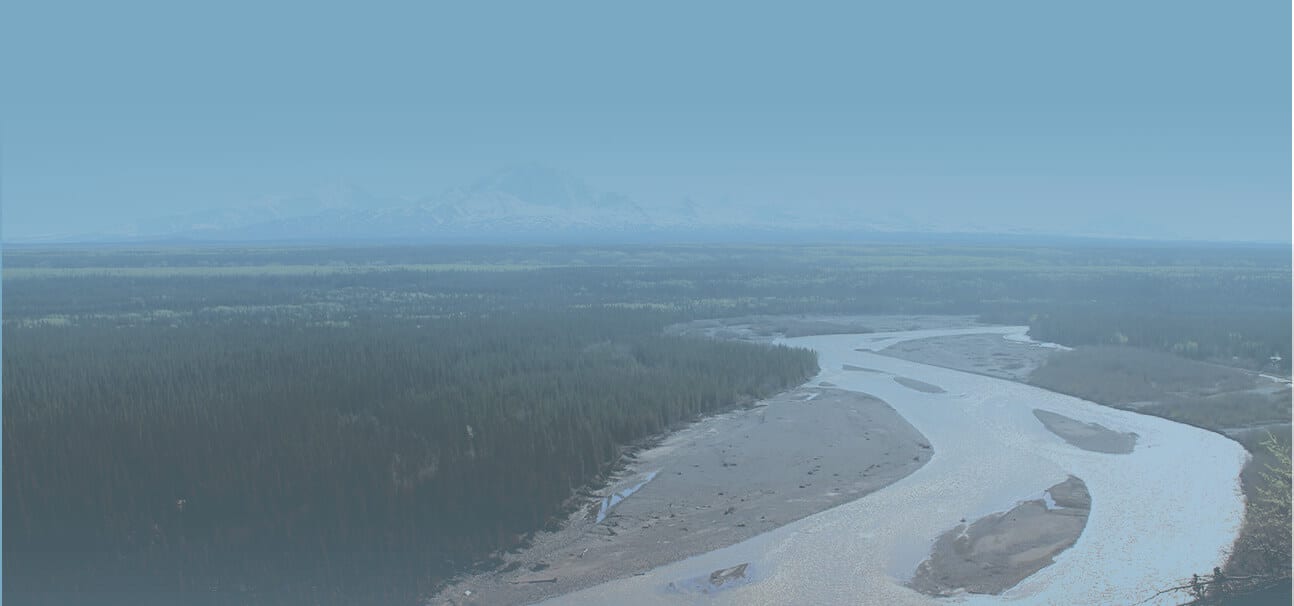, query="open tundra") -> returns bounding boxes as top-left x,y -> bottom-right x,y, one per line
546,327 -> 1248,605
